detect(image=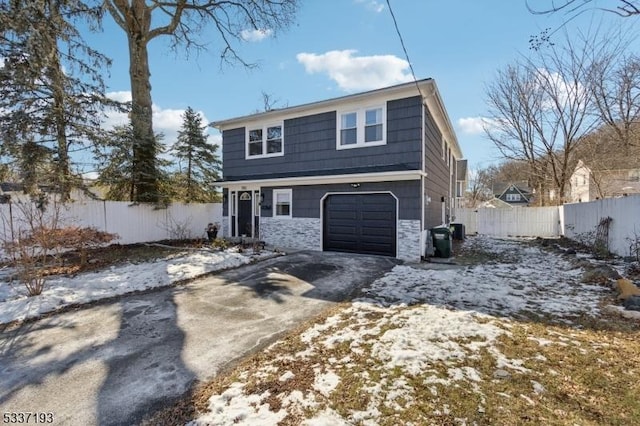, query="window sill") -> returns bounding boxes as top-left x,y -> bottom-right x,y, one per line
245,152 -> 284,160
336,140 -> 386,150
